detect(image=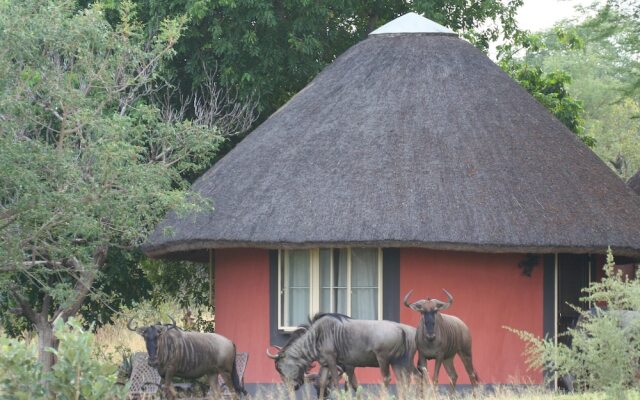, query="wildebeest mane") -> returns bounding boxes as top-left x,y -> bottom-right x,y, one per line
311,312 -> 352,324
279,325 -> 309,355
